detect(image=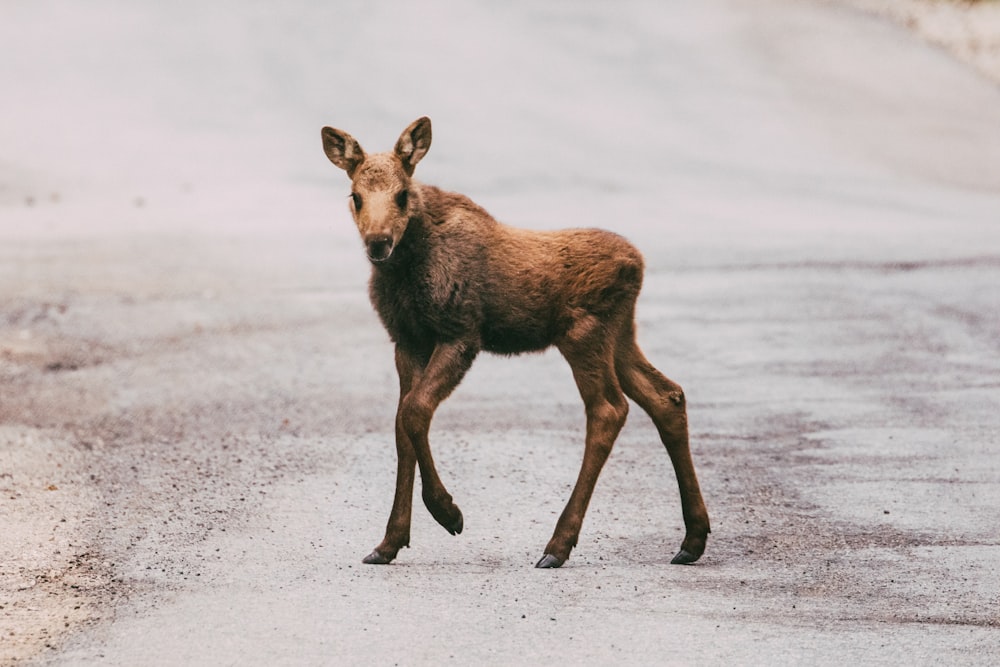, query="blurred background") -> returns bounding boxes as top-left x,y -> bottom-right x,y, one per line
4,0 -> 997,248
